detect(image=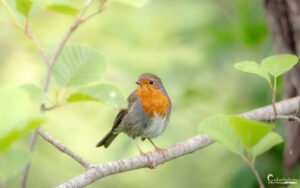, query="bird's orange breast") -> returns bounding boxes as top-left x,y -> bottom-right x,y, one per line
136,86 -> 170,118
